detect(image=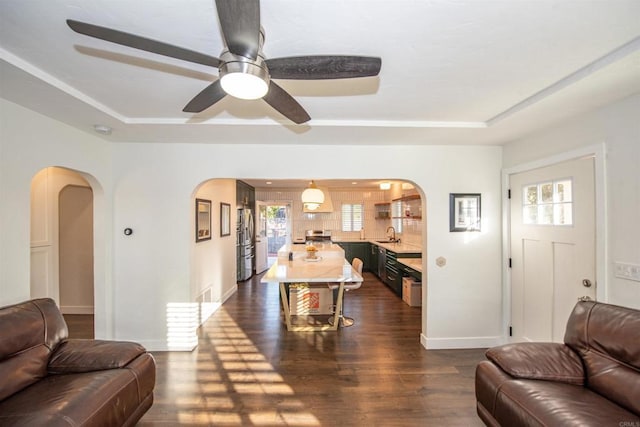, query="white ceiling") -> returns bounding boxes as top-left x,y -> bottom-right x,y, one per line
1,0 -> 639,145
